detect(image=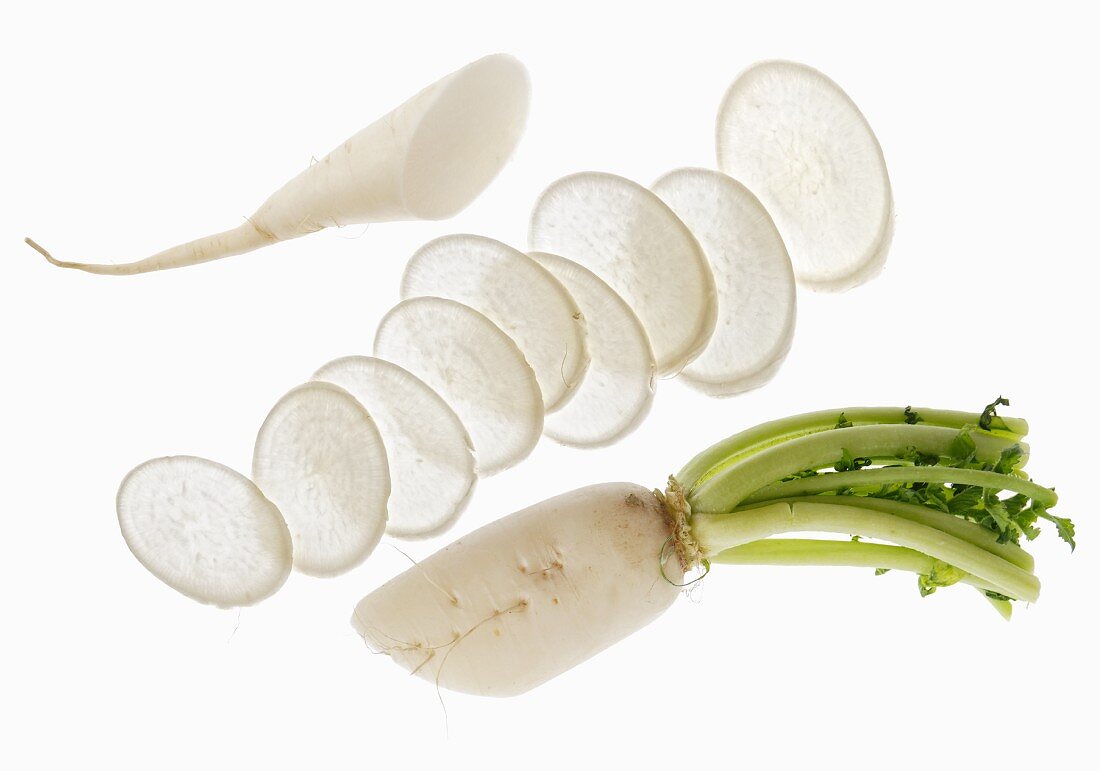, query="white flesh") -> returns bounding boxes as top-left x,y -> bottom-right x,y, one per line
652,168 -> 796,396
529,252 -> 656,447
312,356 -> 476,539
717,60 -> 892,291
252,382 -> 390,577
29,53 -> 530,274
352,482 -> 679,697
373,297 -> 543,476
528,172 -> 717,376
117,456 -> 291,608
401,235 -> 588,413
